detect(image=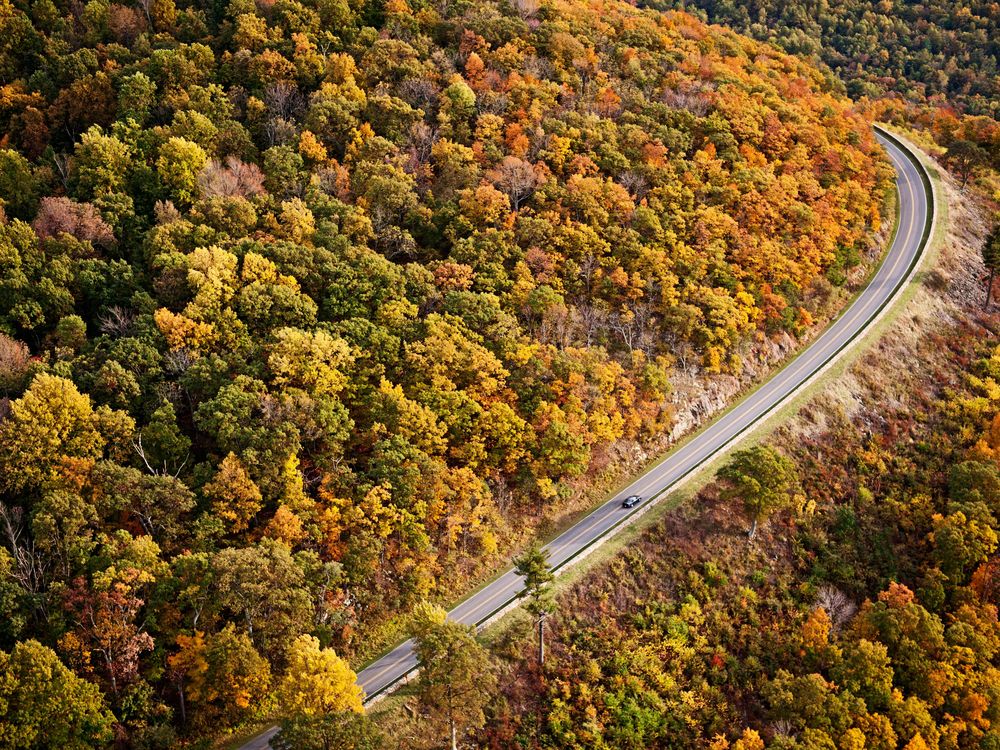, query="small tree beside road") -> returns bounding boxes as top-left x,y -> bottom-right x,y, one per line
514,542 -> 555,665
945,139 -> 987,188
412,603 -> 496,750
718,445 -> 800,540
